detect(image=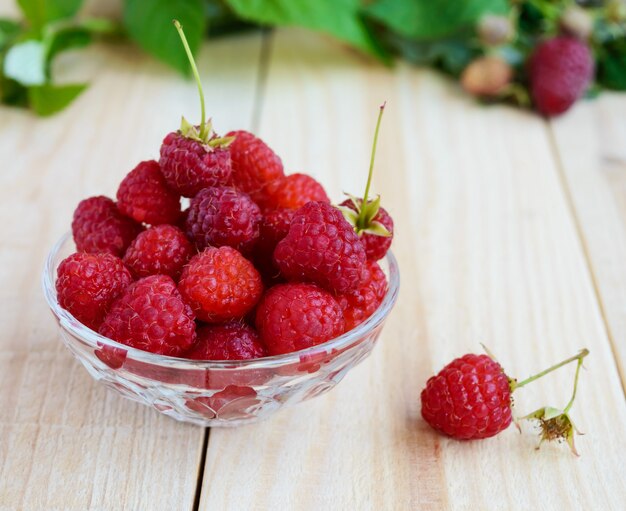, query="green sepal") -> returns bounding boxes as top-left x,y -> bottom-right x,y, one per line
180,115 -> 202,141
520,406 -> 581,456
208,134 -> 235,148
363,195 -> 381,225
361,220 -> 392,237
337,205 -> 360,225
